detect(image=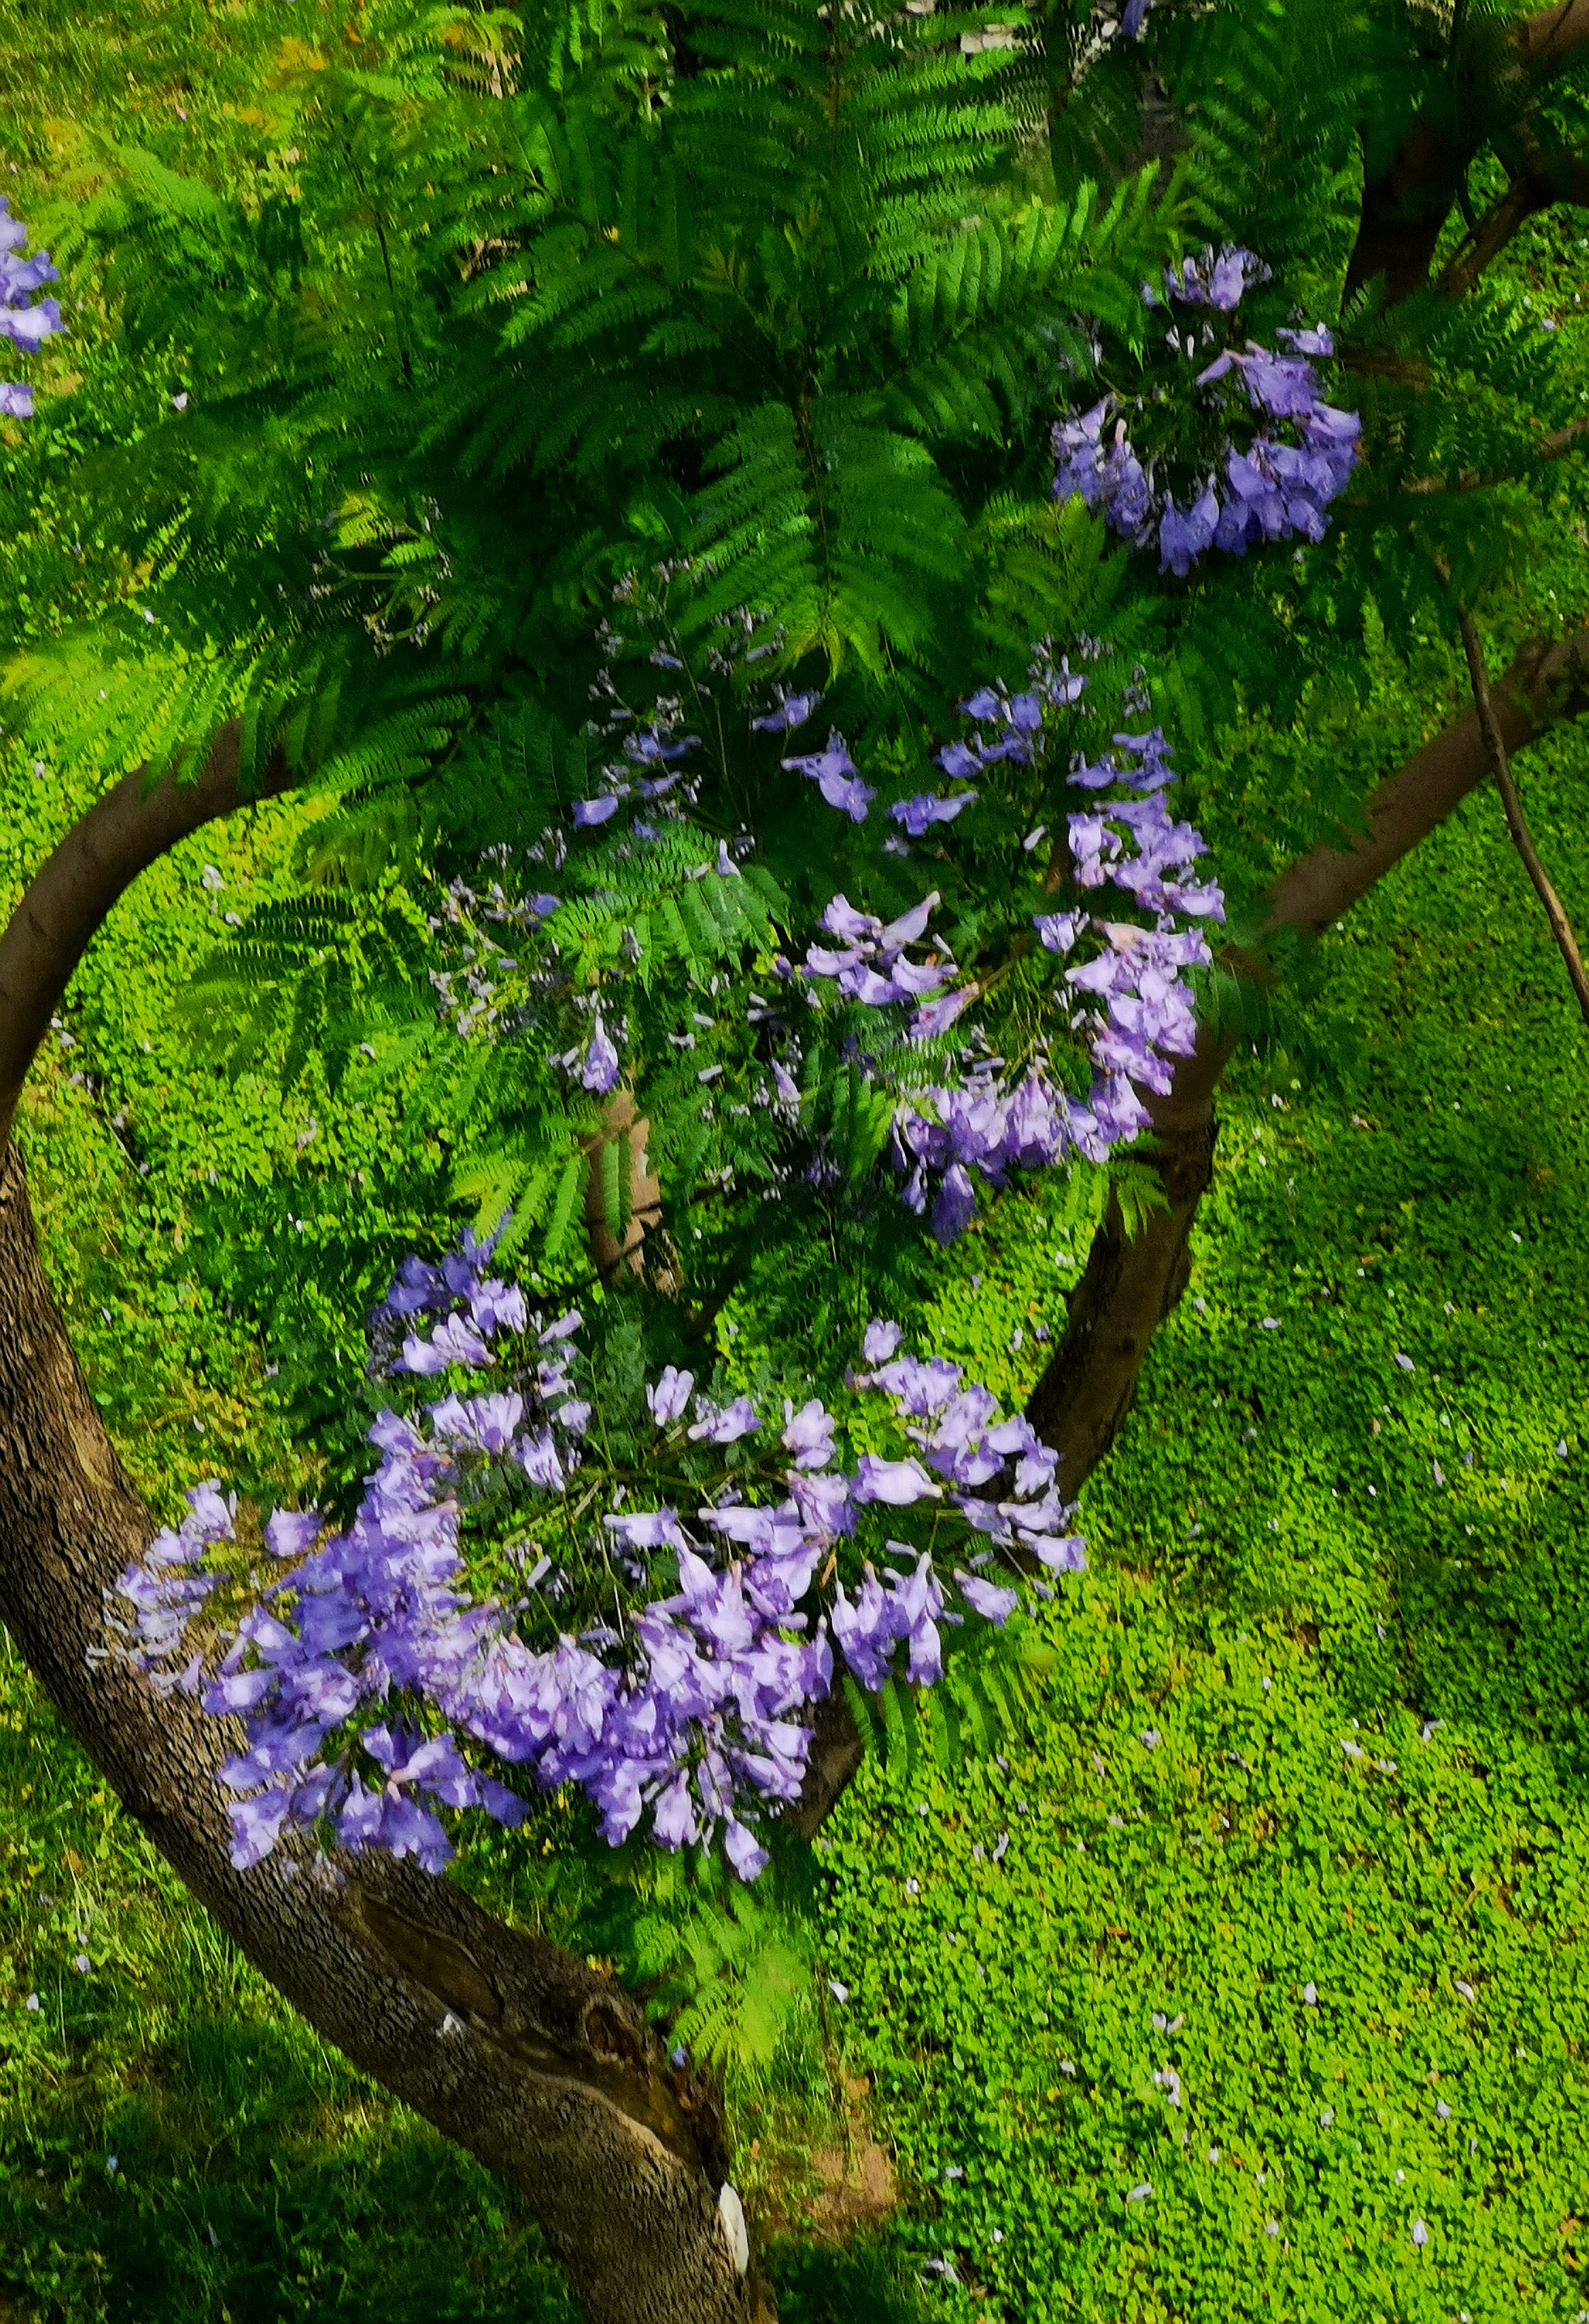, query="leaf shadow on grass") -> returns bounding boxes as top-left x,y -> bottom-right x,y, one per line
767,2237 -> 930,2324
1,1938 -> 579,2324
